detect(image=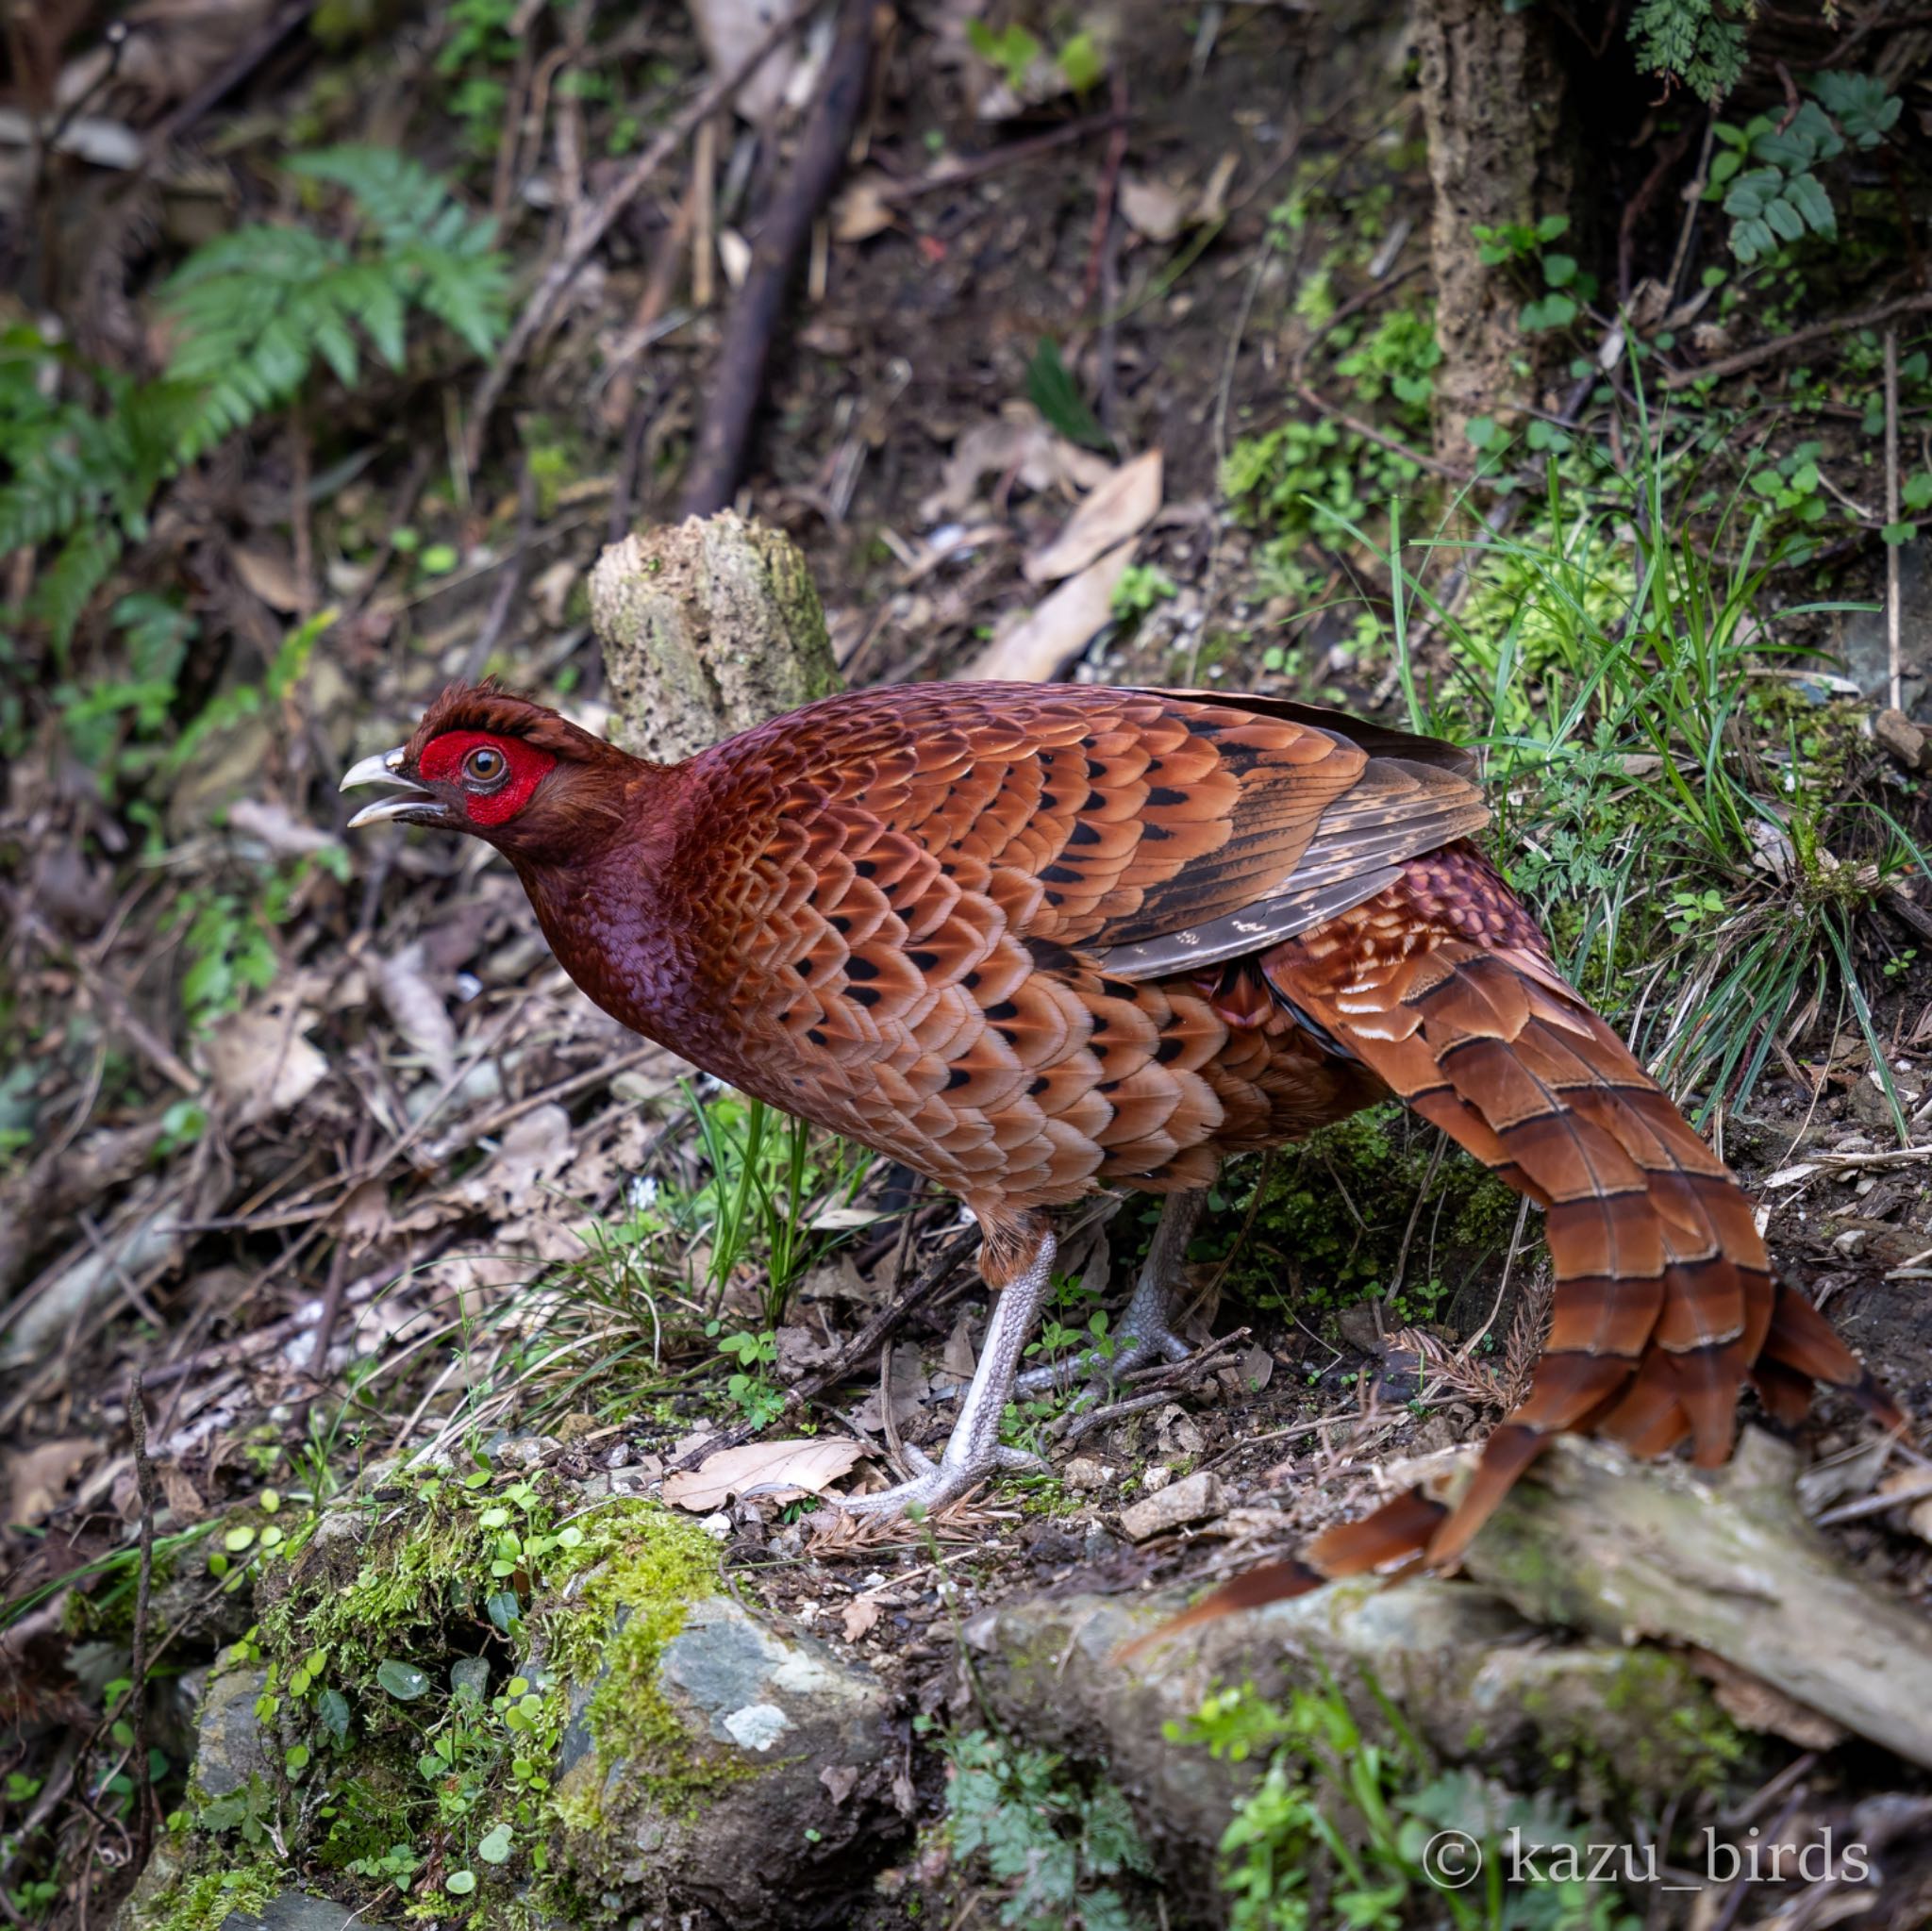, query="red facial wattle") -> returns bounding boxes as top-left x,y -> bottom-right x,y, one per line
417,730 -> 557,826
